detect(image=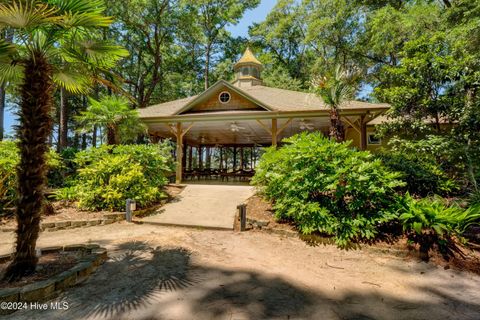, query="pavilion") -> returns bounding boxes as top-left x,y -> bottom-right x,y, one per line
139,48 -> 390,183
